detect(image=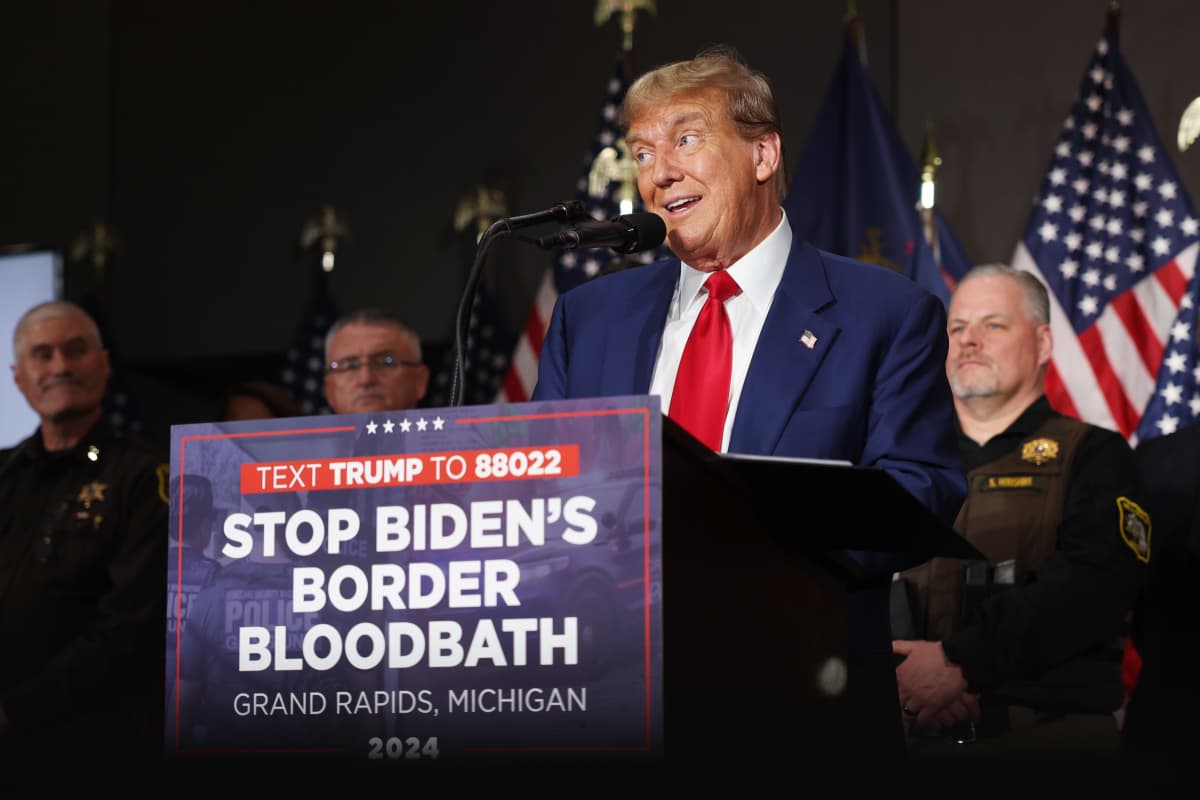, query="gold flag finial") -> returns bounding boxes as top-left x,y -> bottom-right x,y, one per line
595,0 -> 656,53
299,205 -> 350,273
919,122 -> 944,259
919,121 -> 943,211
589,138 -> 639,214
1179,97 -> 1200,152
453,185 -> 509,242
69,222 -> 119,276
